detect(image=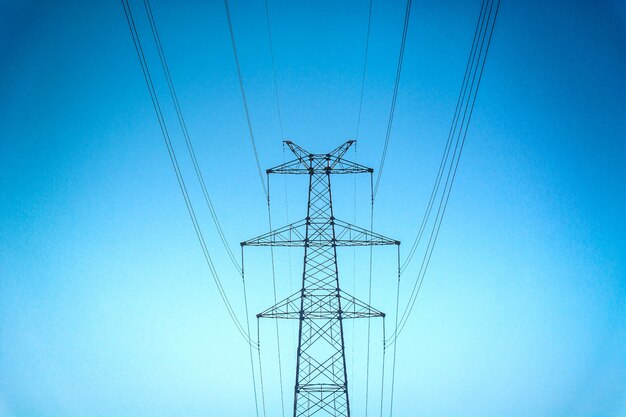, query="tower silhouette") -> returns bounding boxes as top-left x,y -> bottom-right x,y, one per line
242,140 -> 399,417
